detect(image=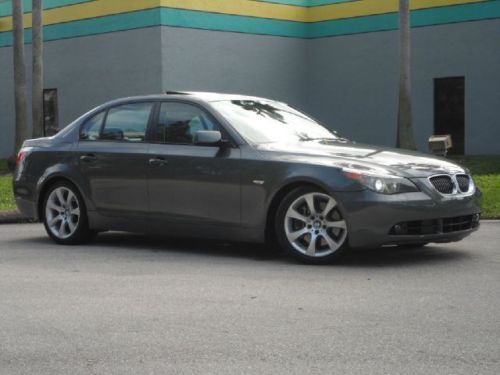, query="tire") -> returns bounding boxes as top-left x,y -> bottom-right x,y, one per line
42,181 -> 96,245
275,186 -> 350,264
